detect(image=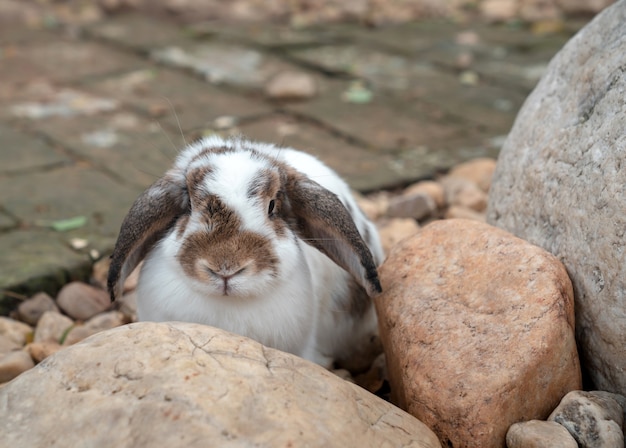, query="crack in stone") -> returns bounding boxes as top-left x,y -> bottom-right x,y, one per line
578,65 -> 626,124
